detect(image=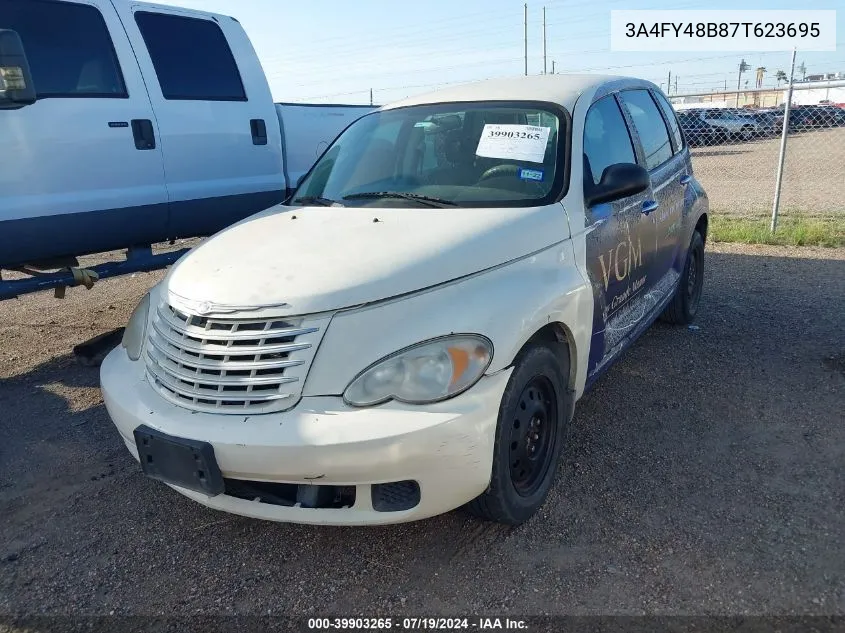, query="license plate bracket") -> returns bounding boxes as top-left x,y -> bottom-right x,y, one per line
133,425 -> 224,496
